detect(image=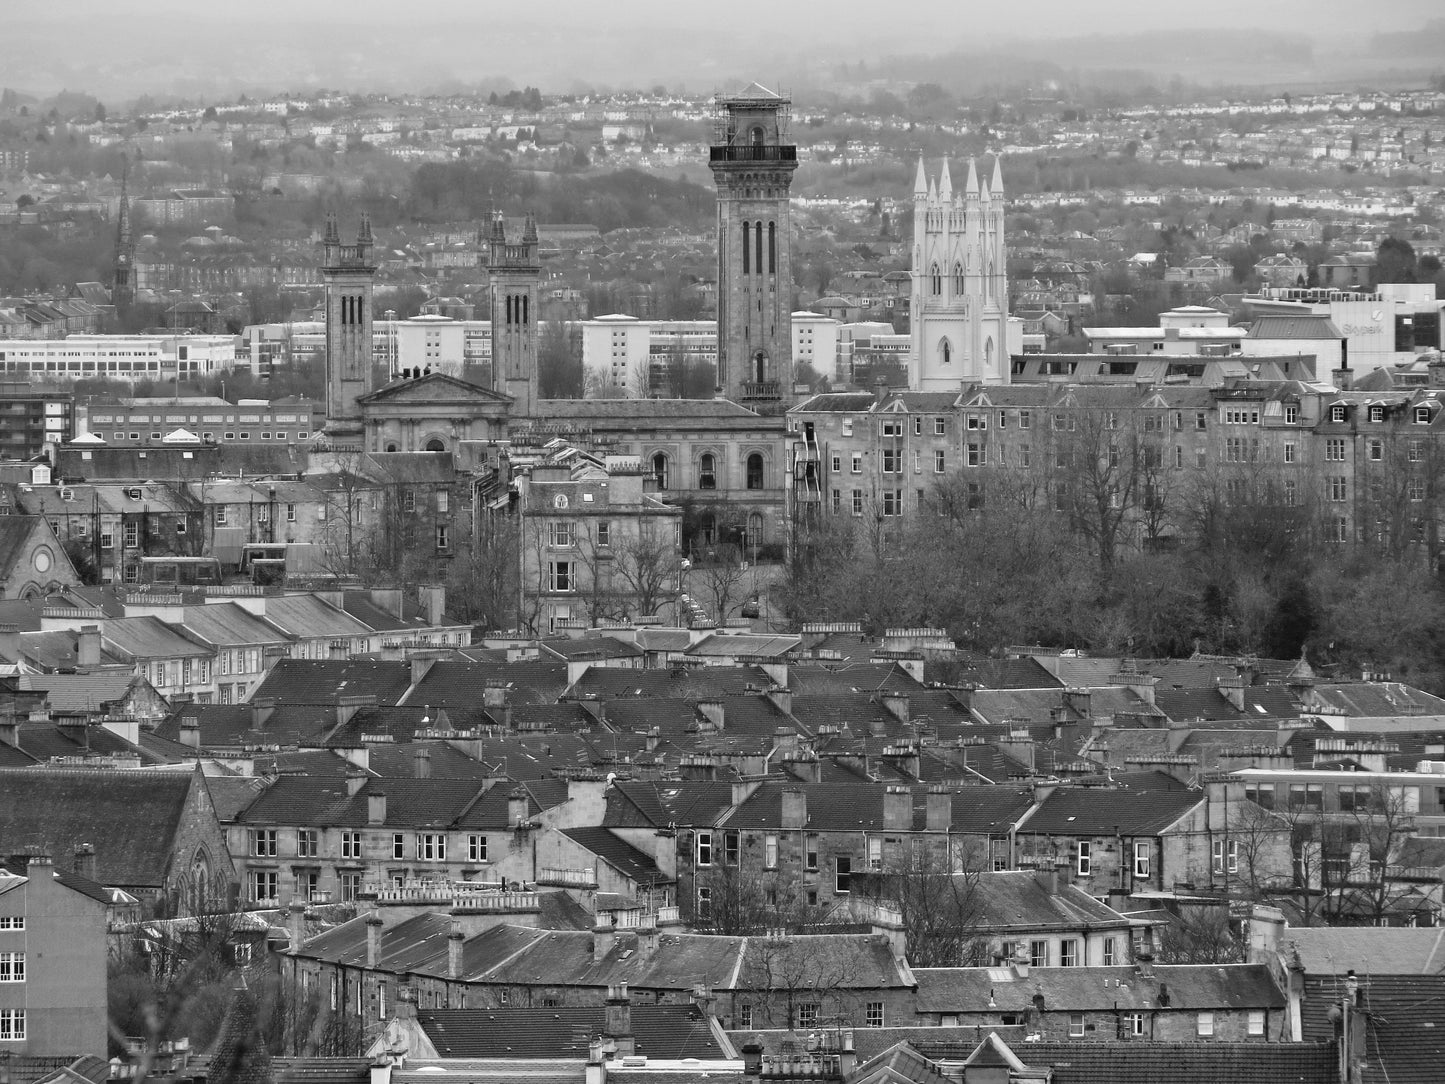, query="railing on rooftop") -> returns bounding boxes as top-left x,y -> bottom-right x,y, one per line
759,1054 -> 843,1078
741,381 -> 782,401
710,145 -> 797,164
537,866 -> 597,888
